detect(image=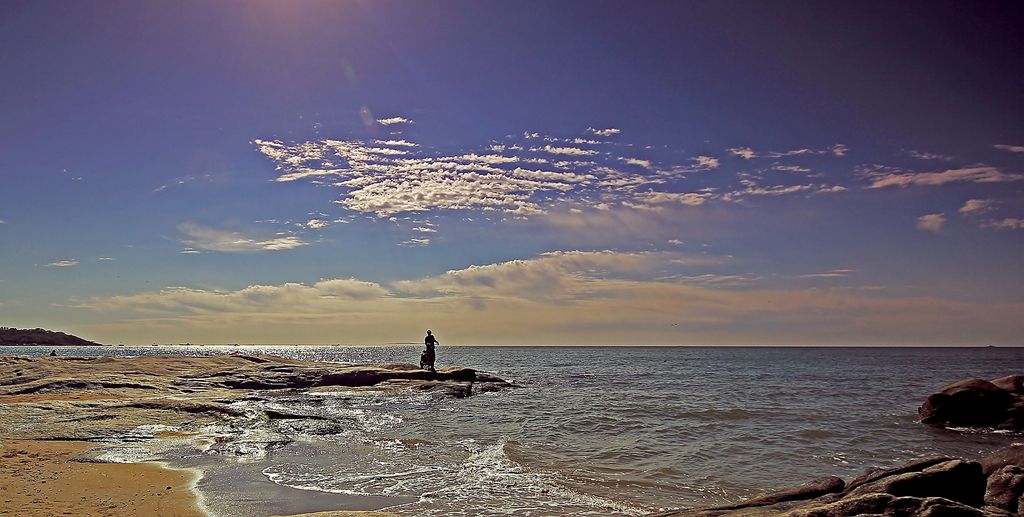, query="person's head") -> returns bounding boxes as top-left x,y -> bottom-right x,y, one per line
426,330 -> 432,335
